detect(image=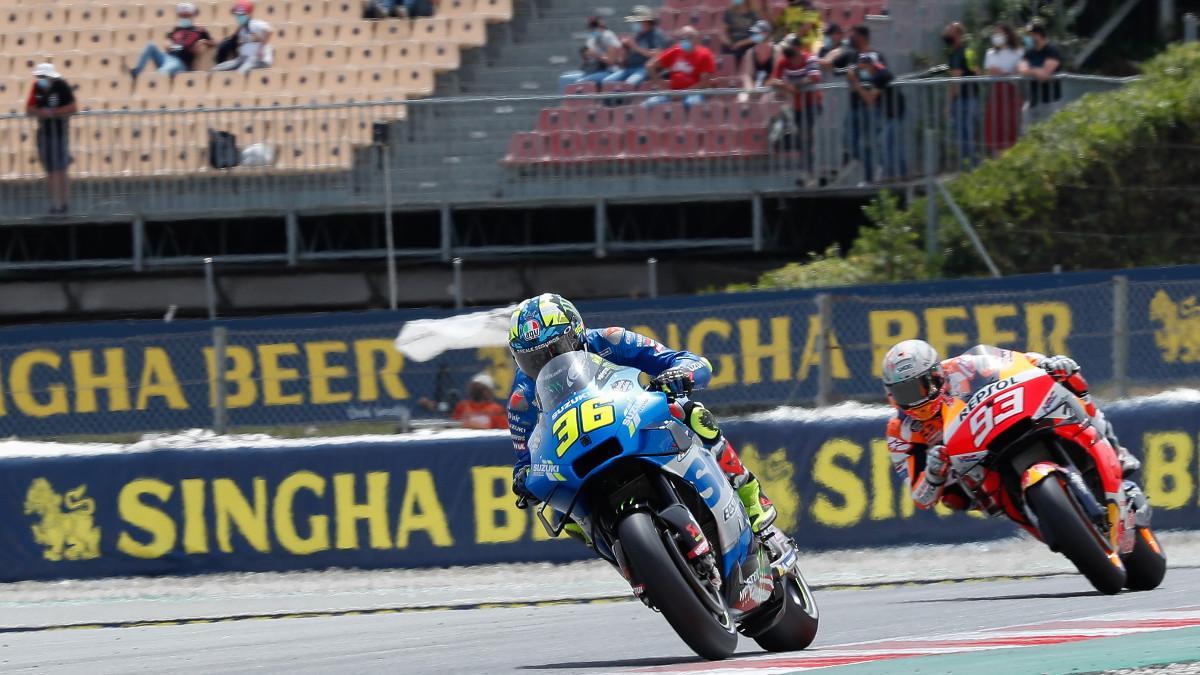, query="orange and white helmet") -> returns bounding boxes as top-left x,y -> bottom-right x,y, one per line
881,339 -> 945,421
